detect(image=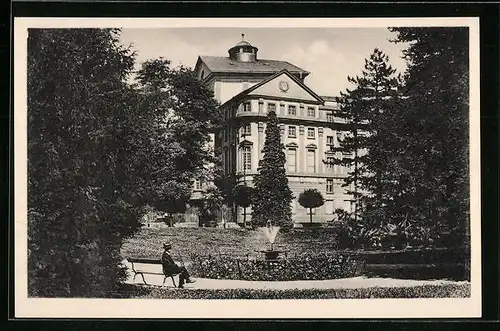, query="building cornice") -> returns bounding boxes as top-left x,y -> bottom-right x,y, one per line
234,171 -> 349,179
244,94 -> 323,105
226,113 -> 351,129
